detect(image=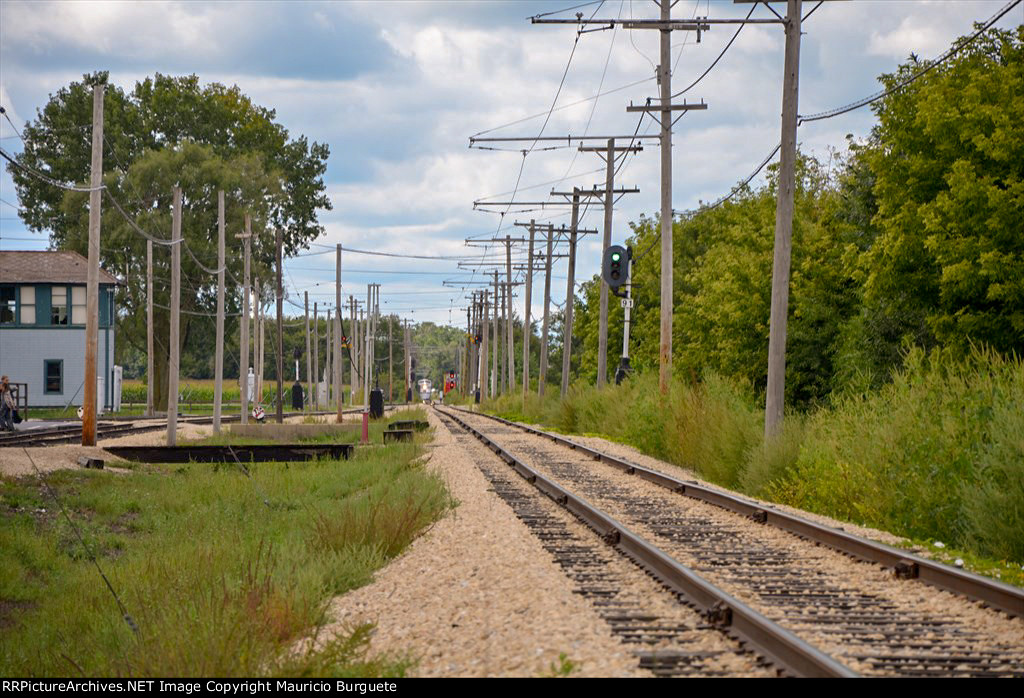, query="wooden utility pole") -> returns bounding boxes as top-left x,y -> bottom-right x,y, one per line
82,83 -> 103,446
349,296 -> 357,403
562,190 -> 580,398
167,186 -> 182,446
238,216 -> 251,424
312,302 -> 319,409
492,271 -> 499,397
531,7 -> 713,394
146,239 -> 154,416
539,225 -> 554,397
213,190 -> 225,433
521,221 -> 535,399
388,315 -> 393,403
505,235 -> 515,393
325,308 -> 331,408
765,0 -> 802,437
275,228 -> 284,424
254,286 -> 262,403
335,244 -> 343,422
481,291 -> 489,400
305,292 -> 311,413
658,0 -> 674,395
404,319 -> 410,402
575,139 -> 642,387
